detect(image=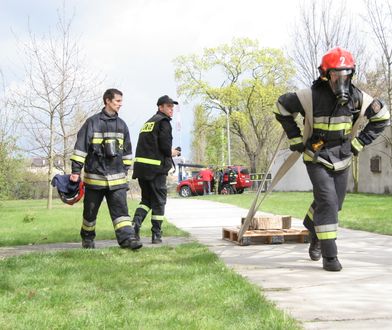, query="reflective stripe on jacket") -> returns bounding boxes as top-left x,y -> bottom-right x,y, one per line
70,109 -> 132,190
132,111 -> 173,180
